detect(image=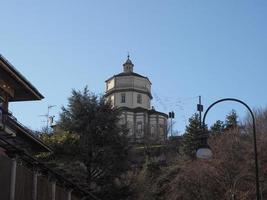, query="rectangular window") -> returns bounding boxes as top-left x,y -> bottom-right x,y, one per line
137,94 -> 142,104
121,93 -> 126,103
